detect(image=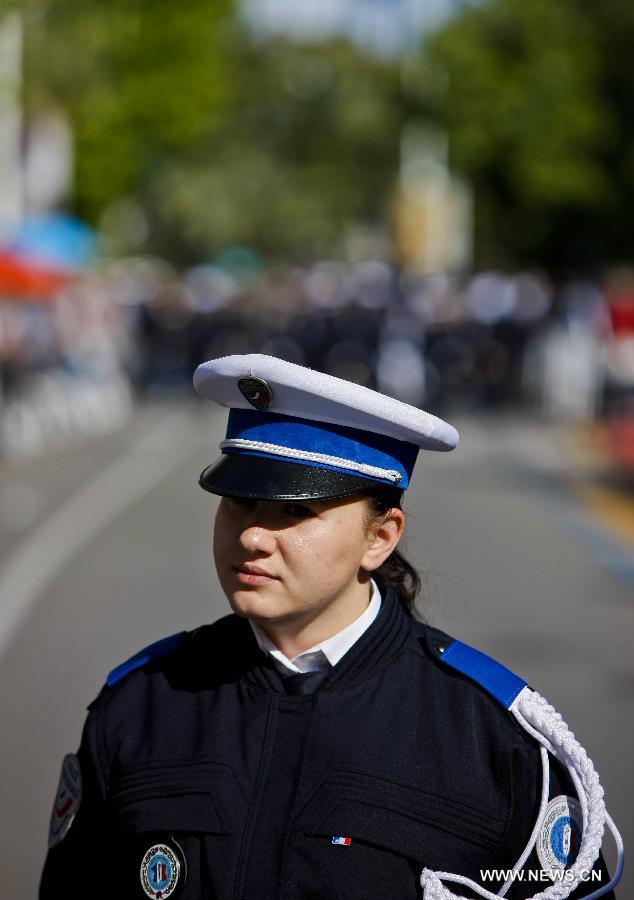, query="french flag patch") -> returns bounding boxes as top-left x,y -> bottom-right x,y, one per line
331,836 -> 352,846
